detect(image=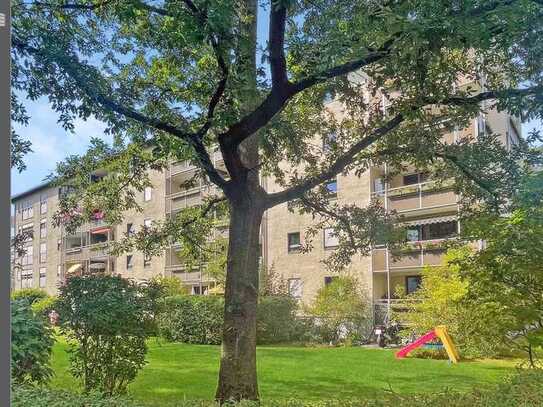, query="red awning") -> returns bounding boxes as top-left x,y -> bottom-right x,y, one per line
91,227 -> 110,235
